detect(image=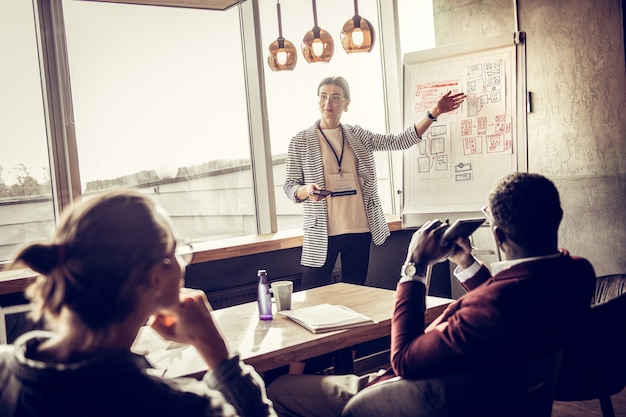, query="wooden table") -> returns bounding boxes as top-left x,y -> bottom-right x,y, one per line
211,282 -> 452,373
132,283 -> 452,377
